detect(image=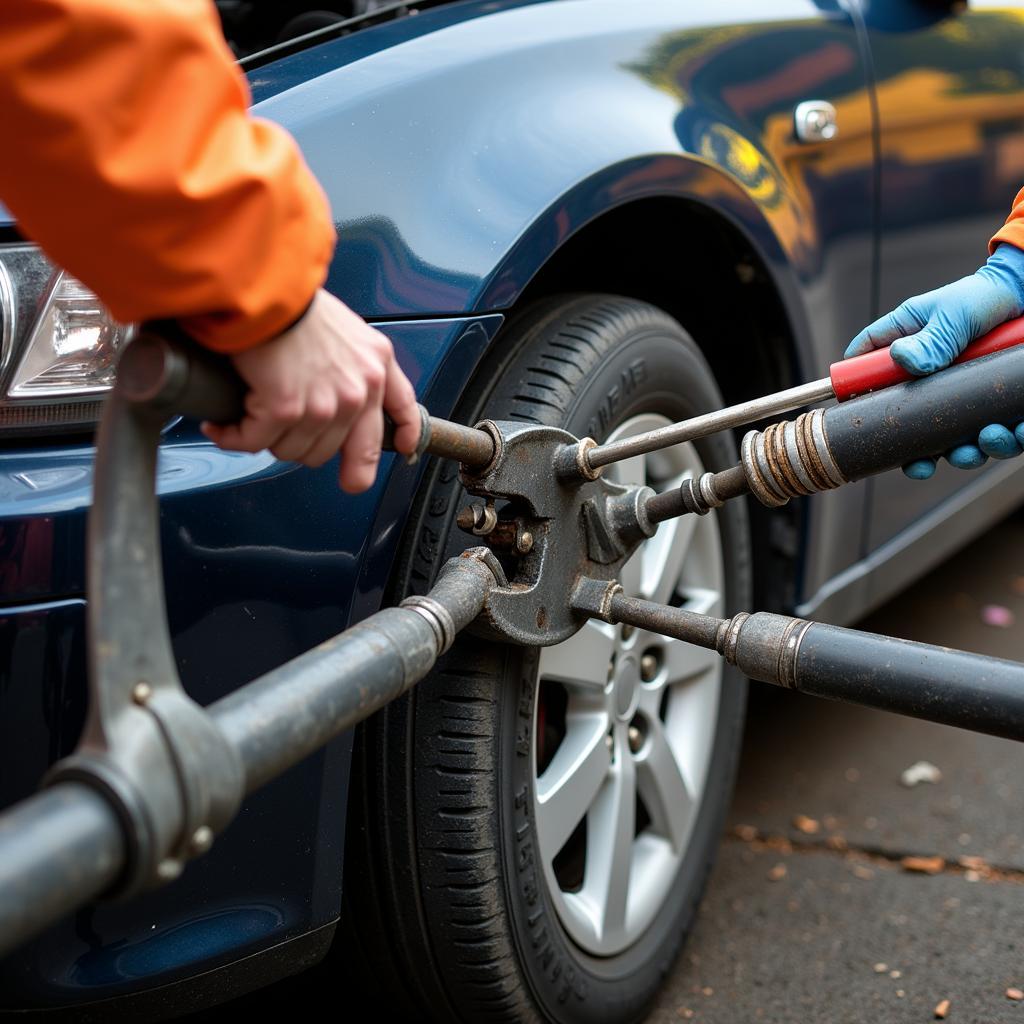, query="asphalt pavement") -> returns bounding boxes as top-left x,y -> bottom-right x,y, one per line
648,513 -> 1024,1024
